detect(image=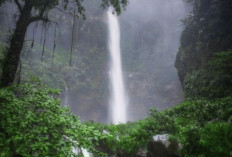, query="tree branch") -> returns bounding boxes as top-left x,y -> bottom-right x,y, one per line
29,16 -> 49,23
39,3 -> 47,17
29,16 -> 59,28
14,0 -> 22,12
27,1 -> 53,24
